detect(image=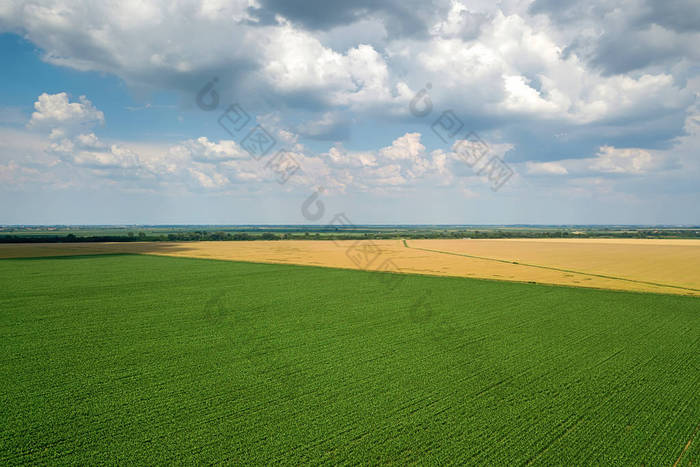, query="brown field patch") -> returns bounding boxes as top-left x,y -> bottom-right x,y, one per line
1,238 -> 699,296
